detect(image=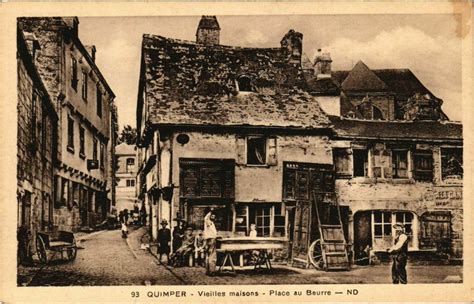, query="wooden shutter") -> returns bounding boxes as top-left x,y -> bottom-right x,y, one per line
267,136 -> 278,166
419,211 -> 451,253
236,135 -> 246,165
